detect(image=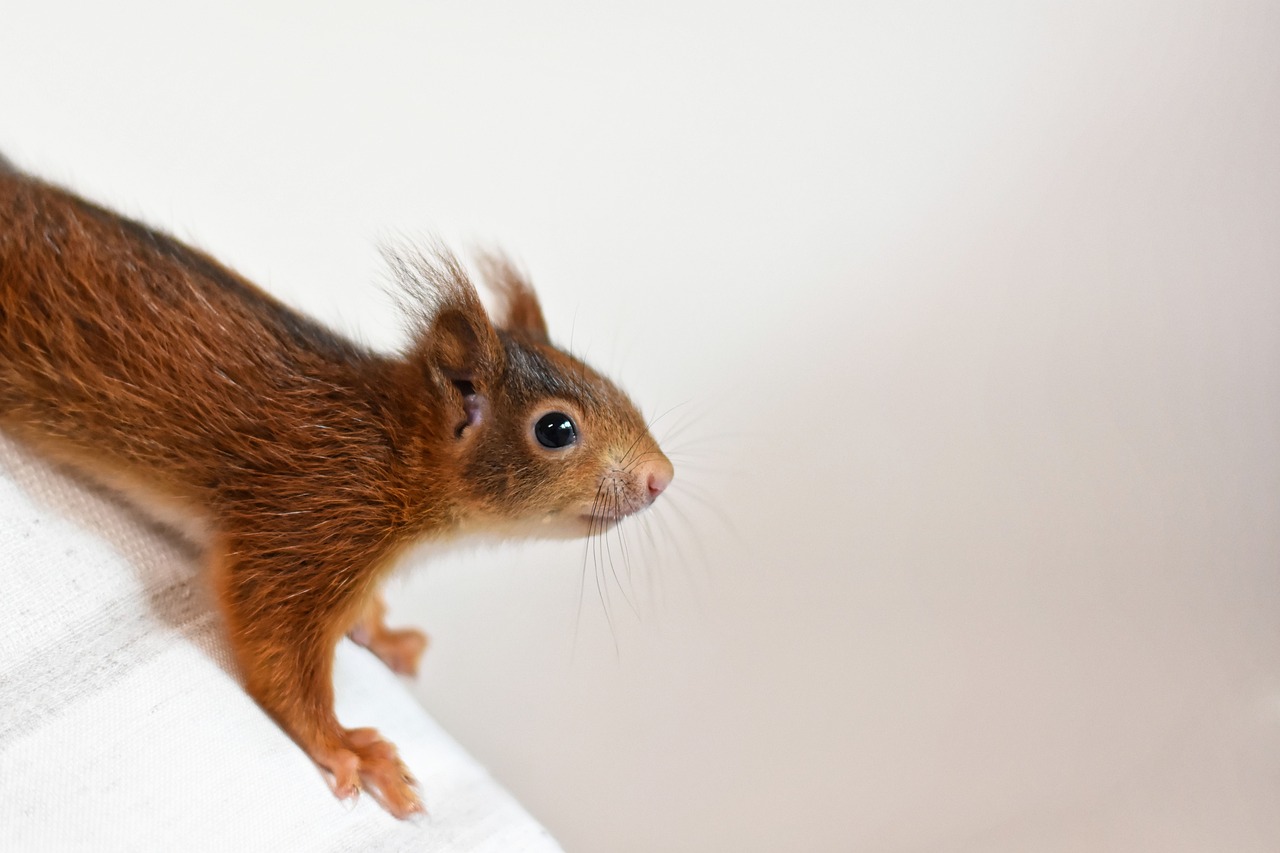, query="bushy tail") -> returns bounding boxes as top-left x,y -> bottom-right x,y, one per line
0,151 -> 16,173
